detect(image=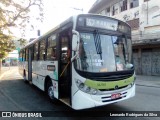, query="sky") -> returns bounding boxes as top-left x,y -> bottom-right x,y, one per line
13,0 -> 96,40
